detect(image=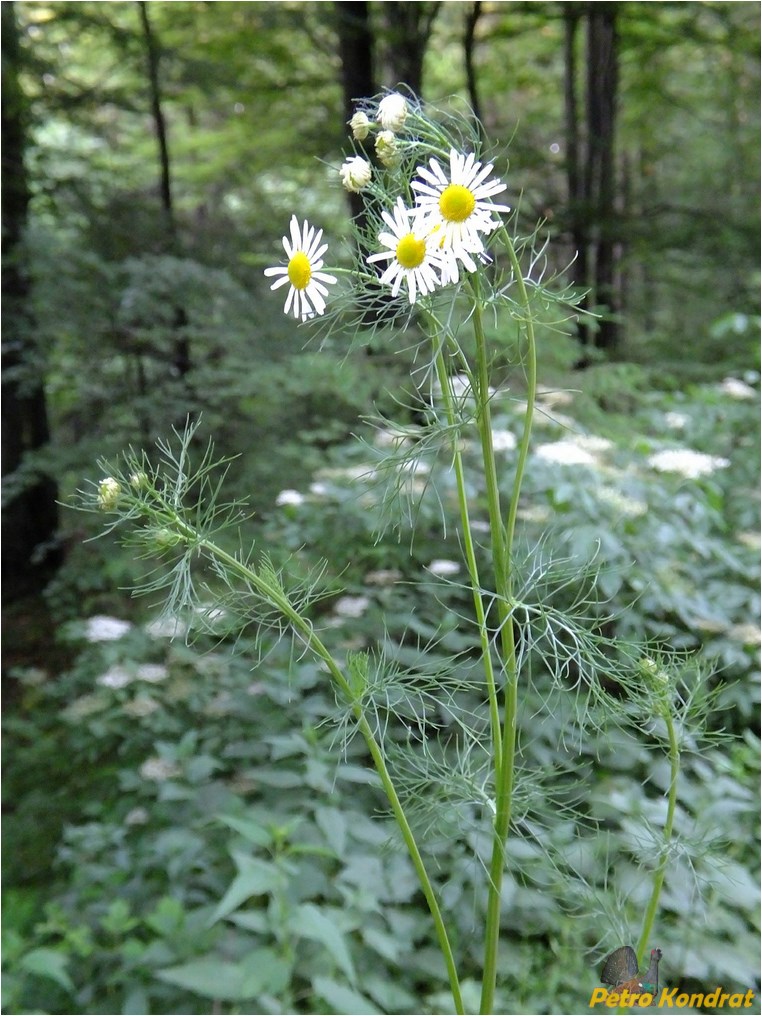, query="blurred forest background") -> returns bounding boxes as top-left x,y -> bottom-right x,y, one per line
2,2 -> 760,1014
